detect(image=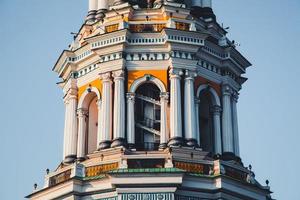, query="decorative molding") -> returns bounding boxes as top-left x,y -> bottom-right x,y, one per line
92,35 -> 126,49
129,74 -> 167,93
121,193 -> 174,200
196,84 -> 221,106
